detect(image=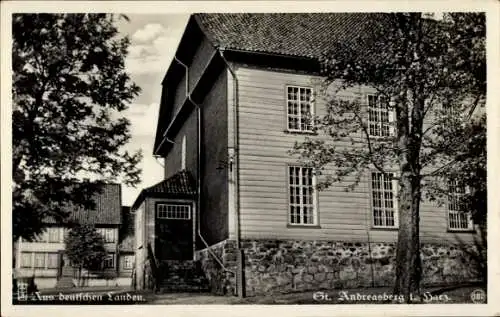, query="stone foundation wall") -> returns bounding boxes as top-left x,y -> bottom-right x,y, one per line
241,239 -> 481,296
195,240 -> 238,295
